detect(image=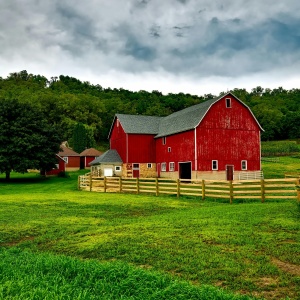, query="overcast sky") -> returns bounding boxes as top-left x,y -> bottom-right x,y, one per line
0,0 -> 299,95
